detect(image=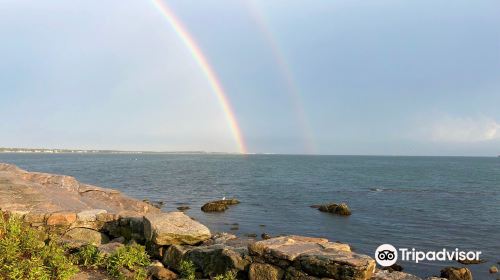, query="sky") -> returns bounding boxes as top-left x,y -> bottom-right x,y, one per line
0,0 -> 499,156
